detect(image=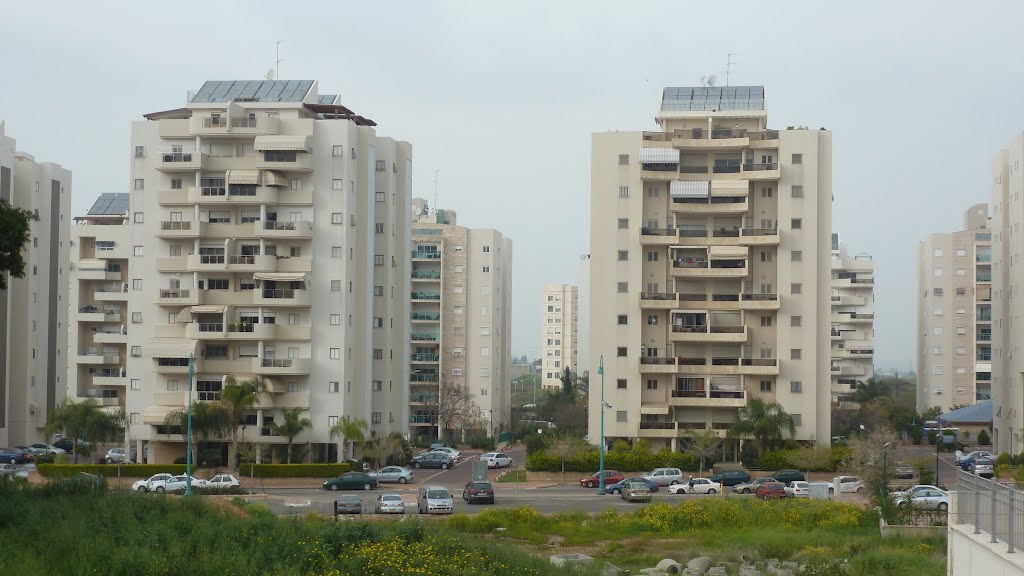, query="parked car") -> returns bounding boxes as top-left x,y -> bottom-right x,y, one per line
323,472 -> 378,491
959,451 -> 993,471
16,446 -> 46,458
972,458 -> 995,479
772,469 -> 806,484
134,473 -> 175,492
668,478 -> 721,495
893,463 -> 914,480
370,466 -> 415,484
621,481 -> 653,503
708,470 -> 752,487
956,450 -> 992,466
53,438 -> 77,453
161,475 -> 207,493
889,484 -> 942,499
429,447 -> 462,460
606,477 -> 659,495
102,448 -> 128,464
732,477 -> 778,494
784,481 -> 811,498
579,470 -> 624,488
429,442 -> 447,451
206,474 -> 241,489
334,495 -> 362,515
643,467 -> 684,487
411,452 -> 454,470
374,493 -> 406,514
756,482 -> 789,500
480,452 -> 512,468
895,487 -> 950,511
0,448 -> 29,464
463,481 -> 495,504
13,448 -> 36,462
830,476 -> 864,494
418,485 -> 454,514
0,464 -> 19,477
30,443 -> 65,455
342,459 -> 371,472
